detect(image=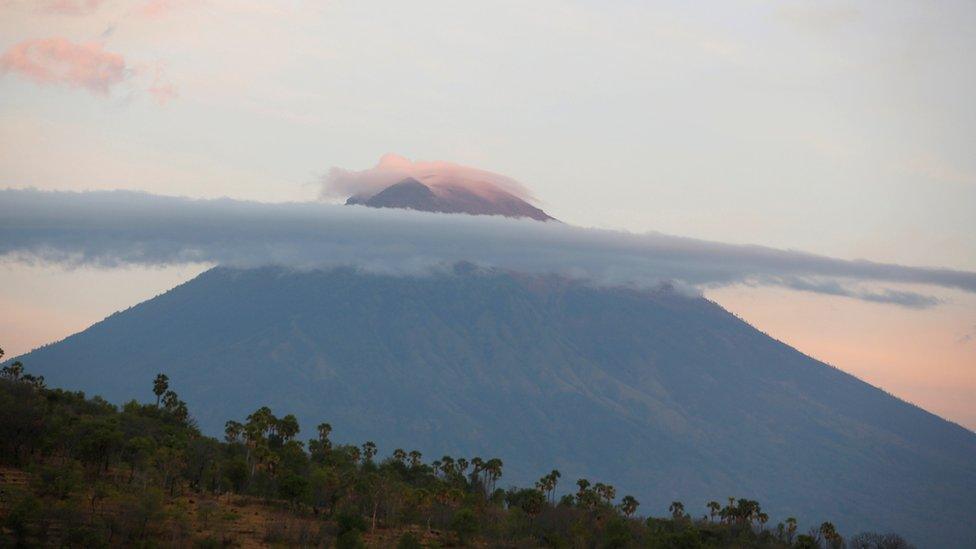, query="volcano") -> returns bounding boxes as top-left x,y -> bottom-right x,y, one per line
10,266 -> 976,546
346,177 -> 555,221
